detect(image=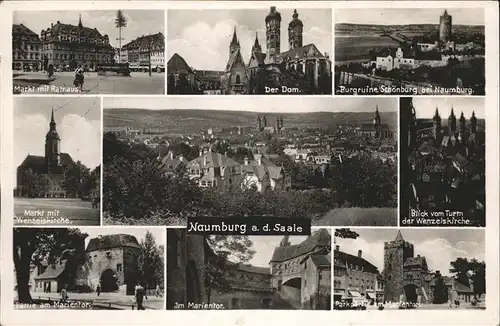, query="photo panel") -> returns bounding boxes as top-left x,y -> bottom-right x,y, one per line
399,97 -> 485,227
12,10 -> 165,95
14,96 -> 101,226
166,227 -> 332,310
102,96 -> 397,227
13,226 -> 165,310
333,228 -> 486,310
166,6 -> 332,95
334,8 -> 485,95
